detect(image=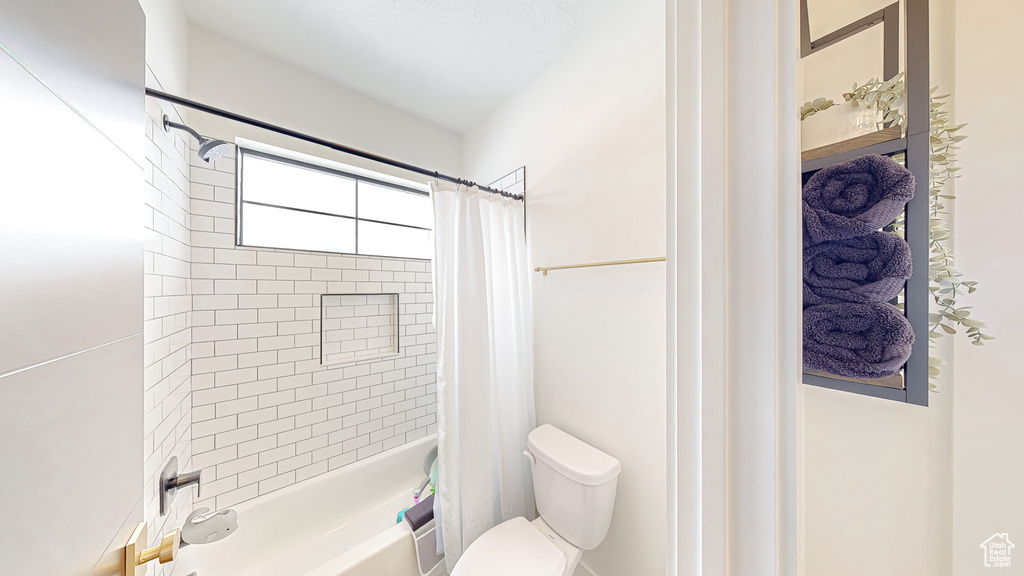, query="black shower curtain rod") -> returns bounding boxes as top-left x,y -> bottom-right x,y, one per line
145,88 -> 522,200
